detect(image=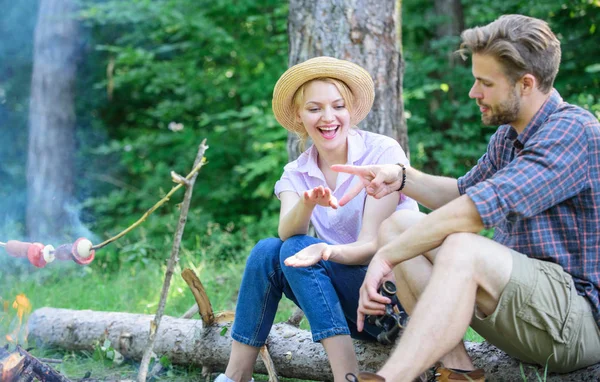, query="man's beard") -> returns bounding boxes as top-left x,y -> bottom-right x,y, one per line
481,89 -> 520,126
